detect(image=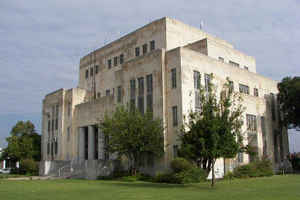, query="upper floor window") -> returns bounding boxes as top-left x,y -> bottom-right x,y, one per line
171,68 -> 177,89
90,67 -> 93,76
117,86 -> 122,103
108,59 -> 112,69
239,84 -> 249,94
172,106 -> 178,126
229,61 -> 240,67
254,88 -> 259,97
120,54 -> 124,64
95,65 -> 99,74
97,92 -> 101,98
146,74 -> 153,93
143,43 -> 148,54
229,80 -> 234,92
114,56 -> 118,66
106,89 -> 110,96
85,69 -> 89,79
246,114 -> 257,132
150,40 -> 155,51
204,73 -> 211,92
135,47 -> 140,57
193,71 -> 201,90
218,57 -> 224,62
